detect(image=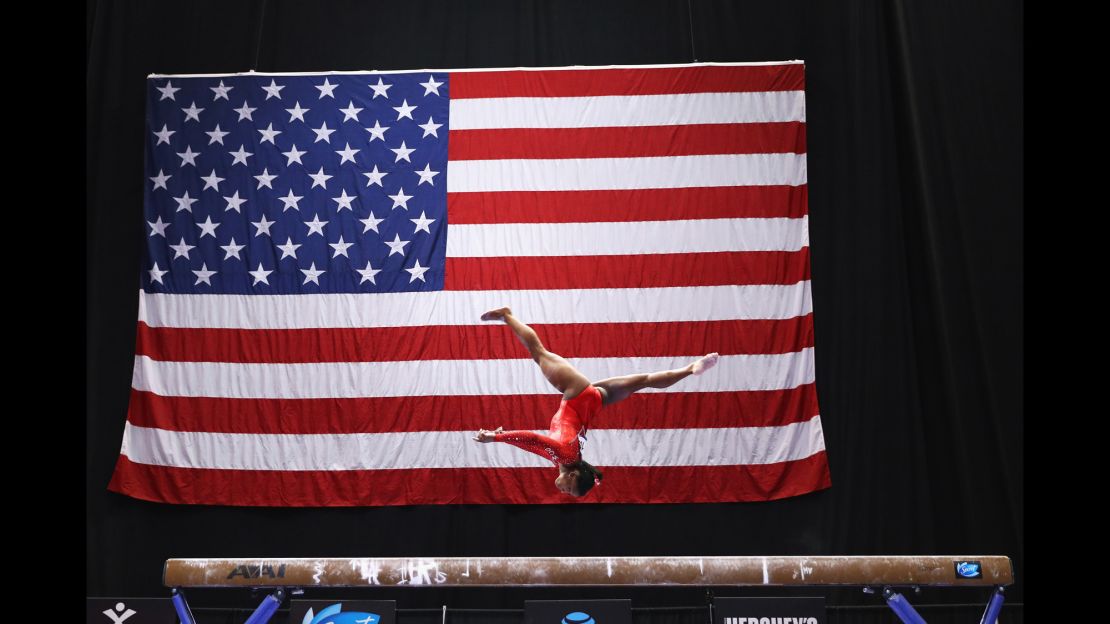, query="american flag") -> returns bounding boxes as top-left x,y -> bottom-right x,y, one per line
109,62 -> 829,506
